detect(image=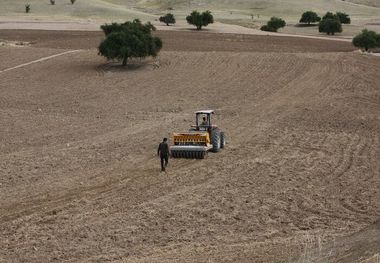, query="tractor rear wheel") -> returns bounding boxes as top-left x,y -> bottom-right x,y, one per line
211,129 -> 221,152
220,132 -> 225,149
